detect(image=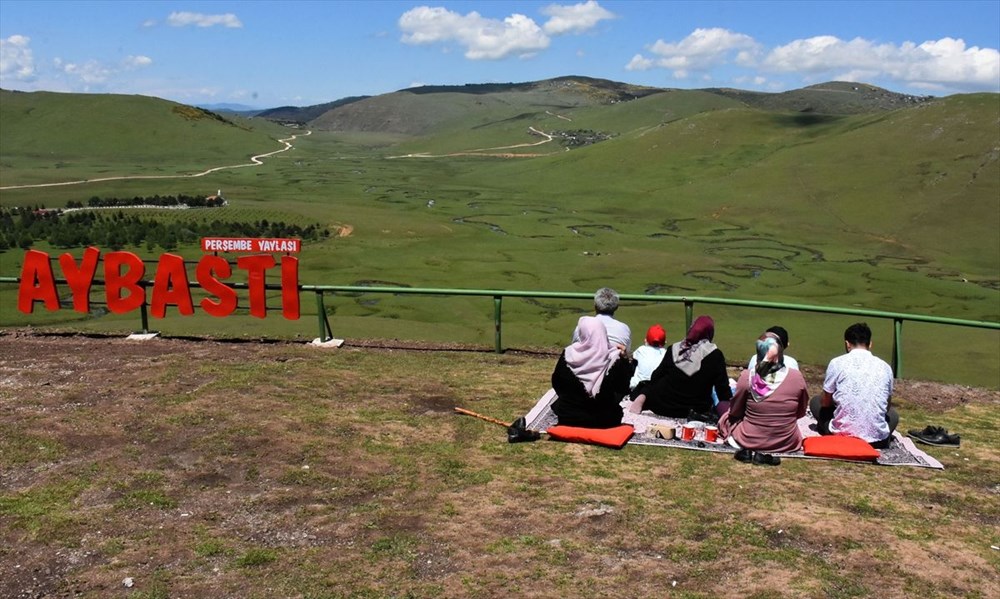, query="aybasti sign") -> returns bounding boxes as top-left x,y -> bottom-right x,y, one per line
17,238 -> 301,320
